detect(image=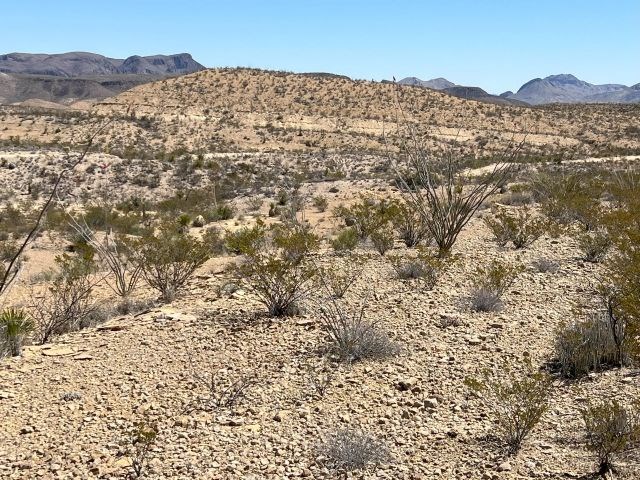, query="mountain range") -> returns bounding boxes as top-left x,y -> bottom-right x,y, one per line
0,52 -> 205,107
398,74 -> 640,105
